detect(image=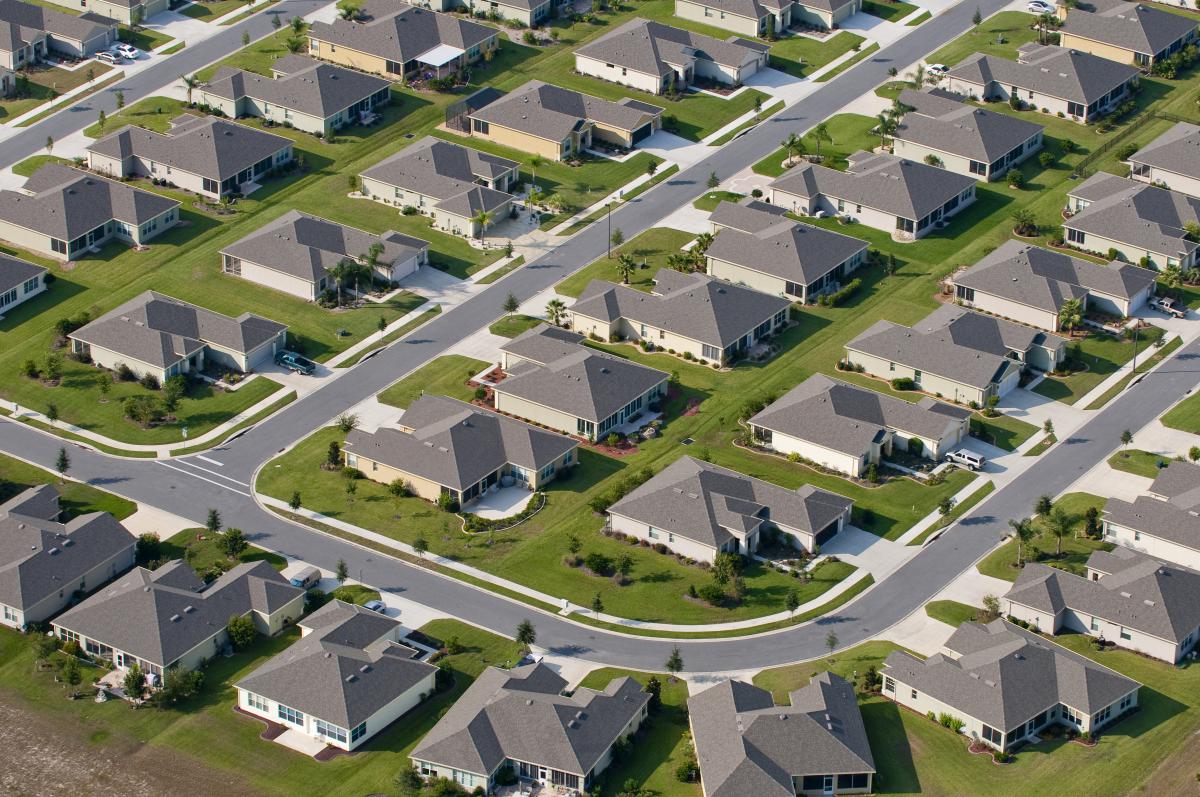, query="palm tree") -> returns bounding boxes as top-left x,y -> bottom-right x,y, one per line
809,122 -> 831,158
528,154 -> 544,198
780,132 -> 806,166
875,113 -> 898,149
909,62 -> 926,89
615,253 -> 637,284
1036,13 -> 1058,45
471,209 -> 494,245
1058,298 -> 1083,335
285,36 -> 304,54
330,258 -> 367,305
1046,507 -> 1071,557
1008,518 -> 1035,566
180,73 -> 200,105
545,298 -> 567,326
666,252 -> 692,272
1162,263 -> 1184,291
289,15 -> 307,34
